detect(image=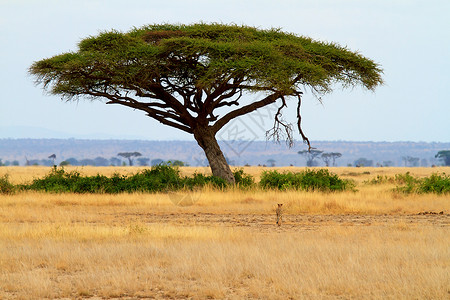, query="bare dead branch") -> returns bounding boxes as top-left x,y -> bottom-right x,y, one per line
211,92 -> 281,133
296,93 -> 311,150
266,95 -> 294,147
